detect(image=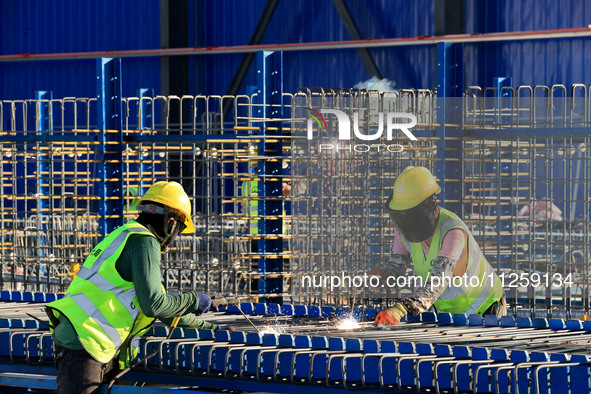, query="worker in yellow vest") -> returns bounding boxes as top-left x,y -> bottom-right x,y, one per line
240,166 -> 291,235
241,177 -> 260,235
375,166 -> 506,326
46,181 -> 234,393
